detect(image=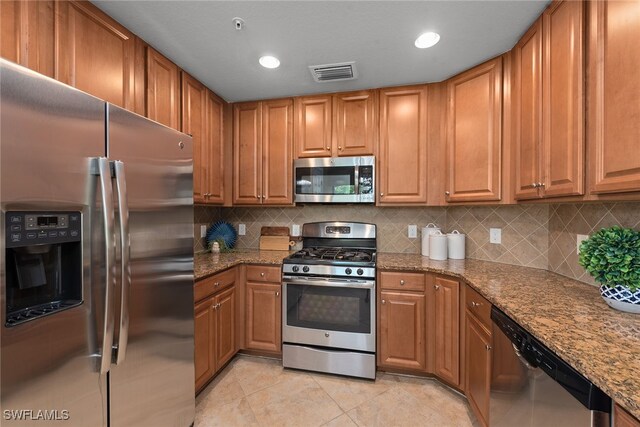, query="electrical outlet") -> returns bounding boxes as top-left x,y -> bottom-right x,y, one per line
577,234 -> 589,254
238,224 -> 246,236
490,228 -> 502,244
408,225 -> 417,239
200,225 -> 207,238
291,224 -> 301,237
